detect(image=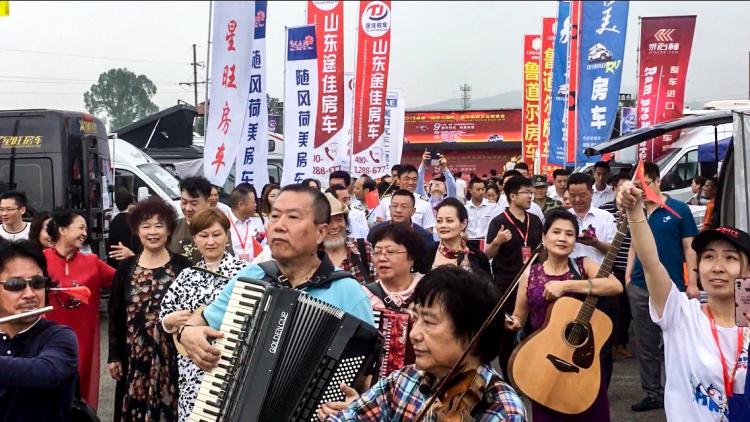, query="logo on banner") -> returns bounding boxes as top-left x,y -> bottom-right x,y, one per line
362,1 -> 391,37
290,35 -> 315,51
312,0 -> 338,11
256,9 -> 265,28
654,28 -> 675,41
